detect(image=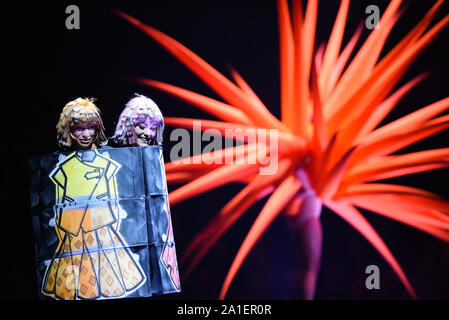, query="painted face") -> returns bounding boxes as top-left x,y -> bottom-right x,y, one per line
70,123 -> 97,149
134,118 -> 158,146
